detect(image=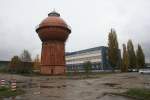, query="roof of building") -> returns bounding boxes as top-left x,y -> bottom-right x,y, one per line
66,46 -> 108,56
